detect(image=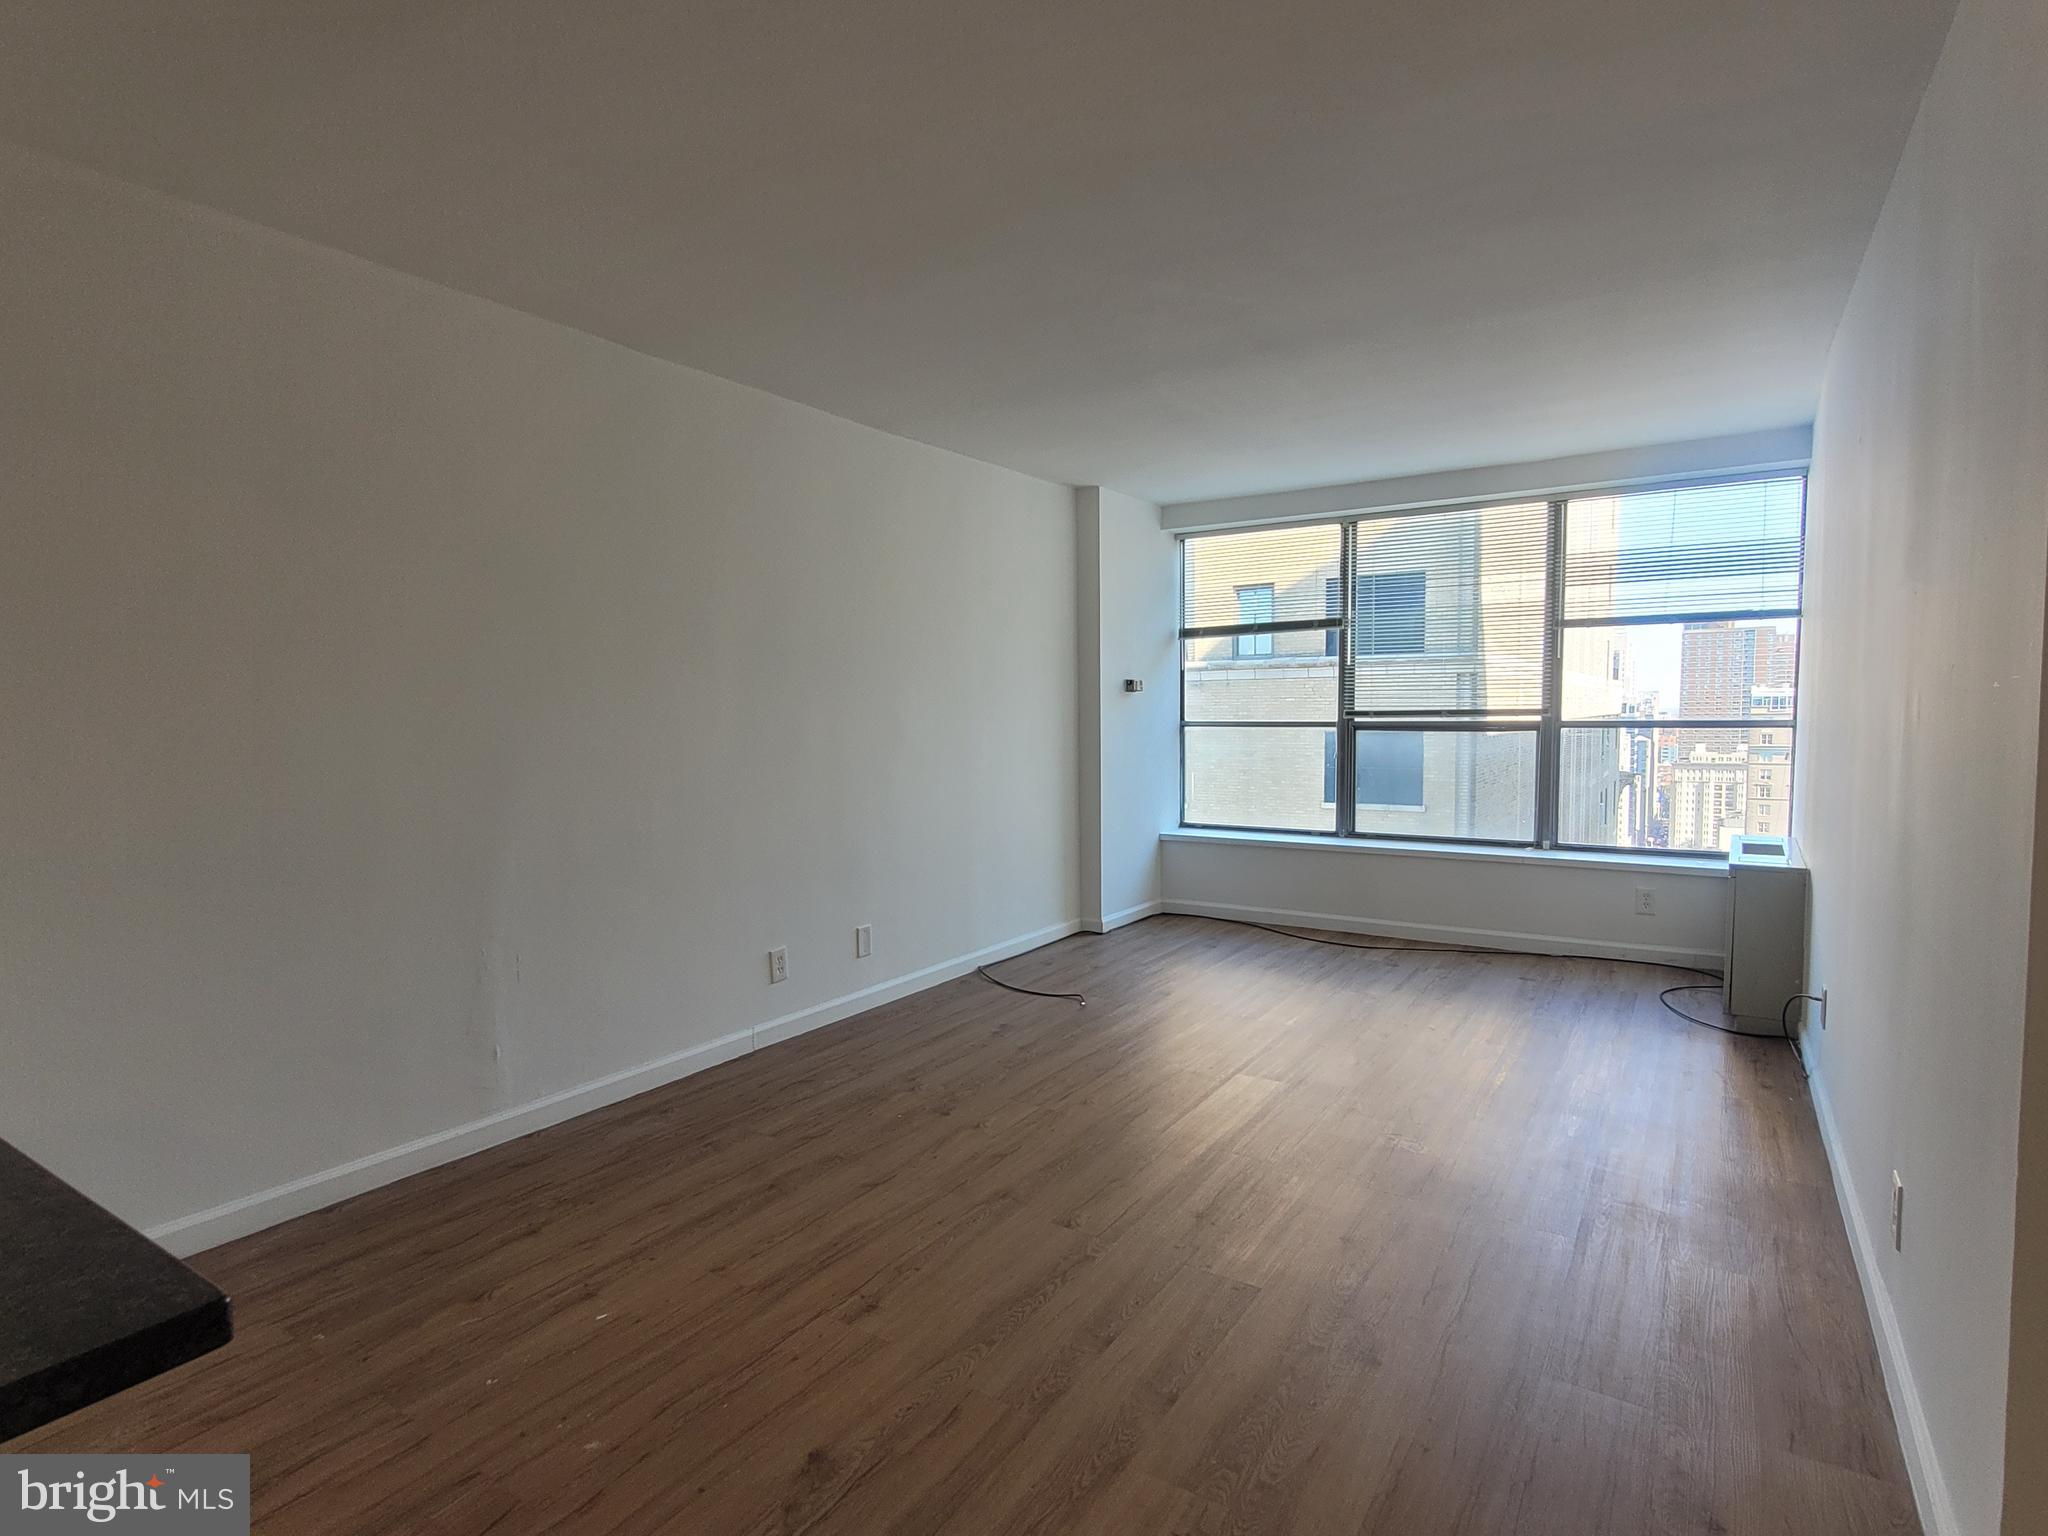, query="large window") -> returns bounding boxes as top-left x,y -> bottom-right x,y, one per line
1179,475 -> 1805,853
